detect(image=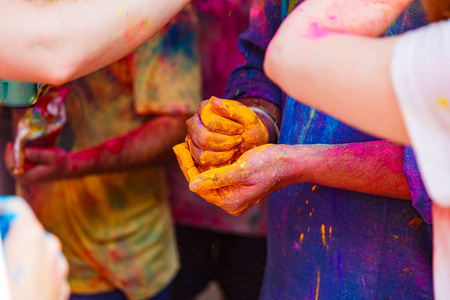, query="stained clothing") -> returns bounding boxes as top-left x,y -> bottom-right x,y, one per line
224,0 -> 434,299
16,7 -> 200,300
